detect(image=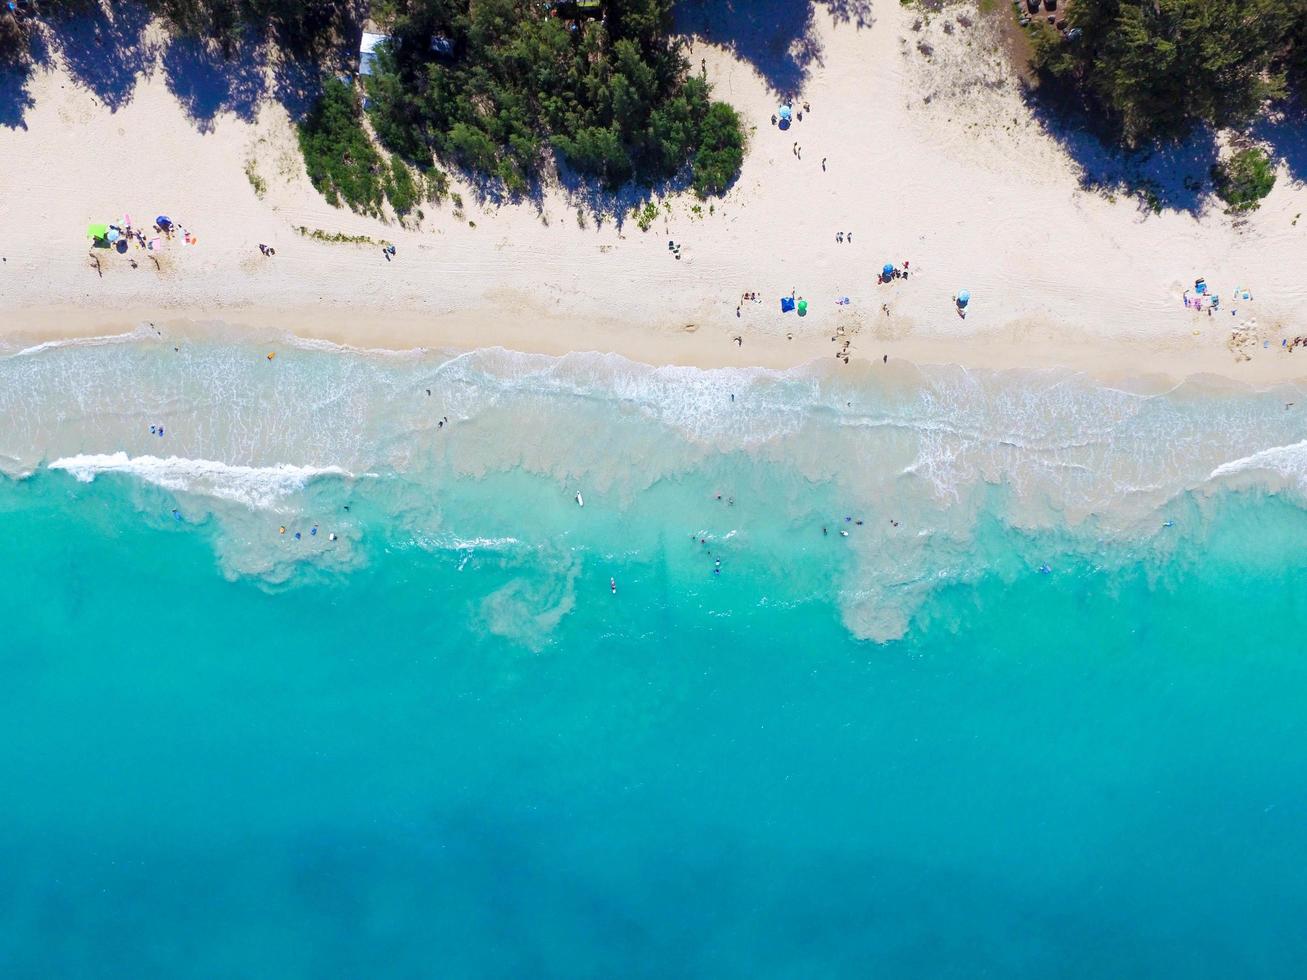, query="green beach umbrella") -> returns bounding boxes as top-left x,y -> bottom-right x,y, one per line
87,222 -> 109,240
797,298 -> 808,316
